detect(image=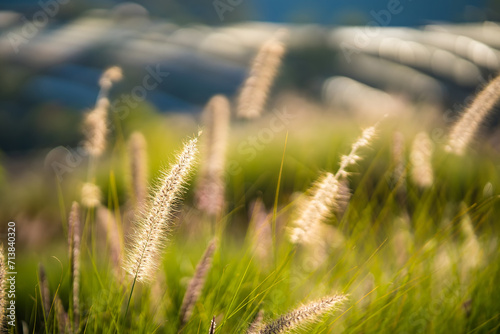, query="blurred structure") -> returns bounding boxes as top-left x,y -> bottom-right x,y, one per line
0,3 -> 499,152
